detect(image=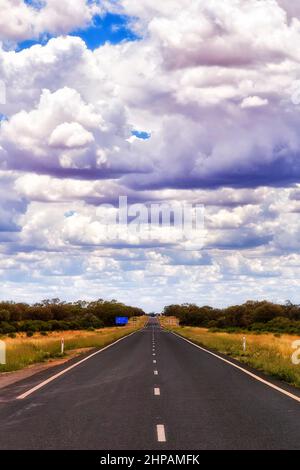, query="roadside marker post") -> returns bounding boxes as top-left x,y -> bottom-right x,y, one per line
242,336 -> 246,352
61,338 -> 65,355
